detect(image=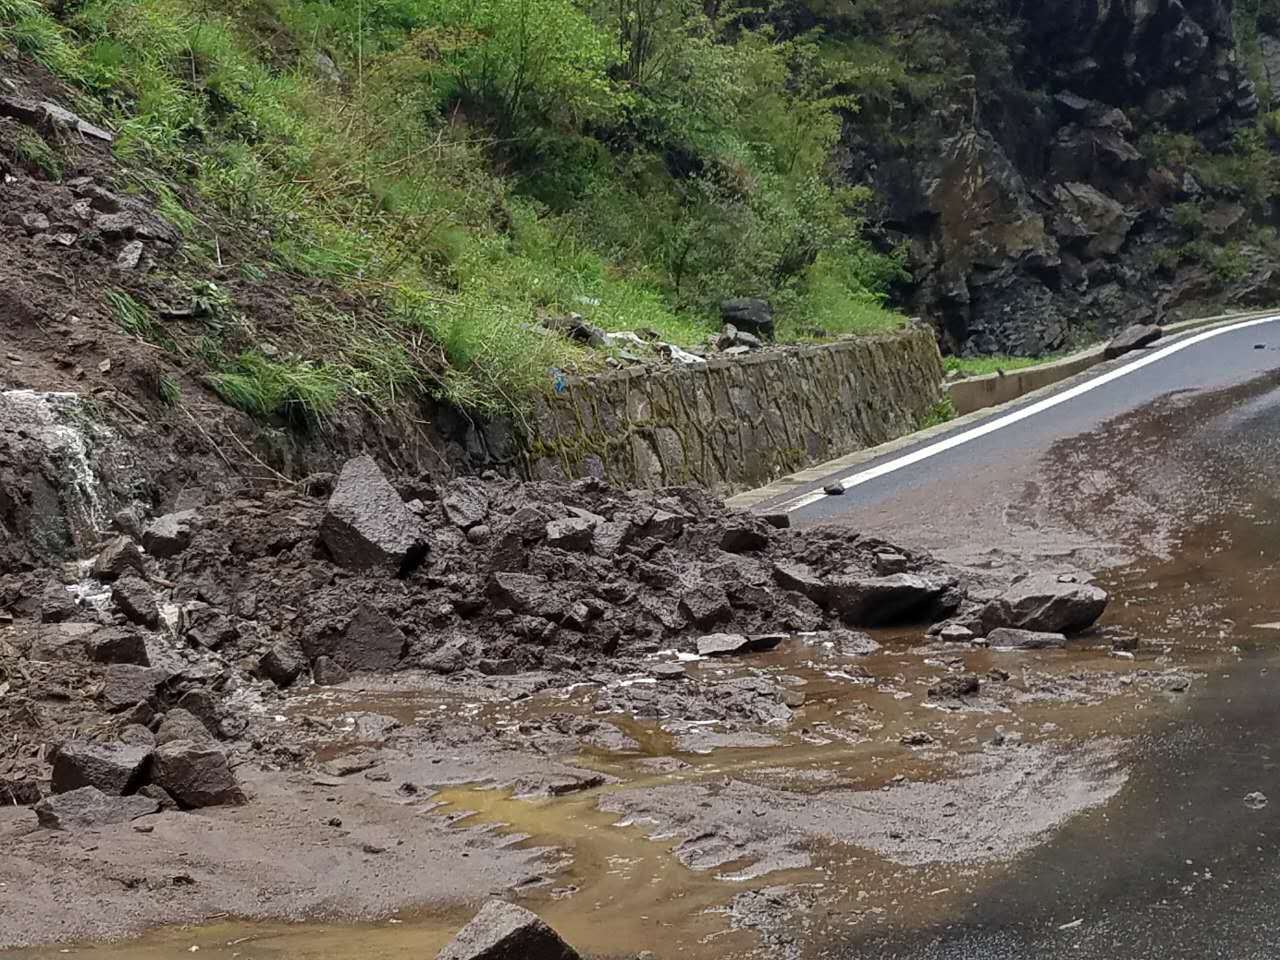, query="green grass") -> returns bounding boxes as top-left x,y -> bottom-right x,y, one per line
942,354 -> 1061,377
2,0 -> 913,424
6,126 -> 63,178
